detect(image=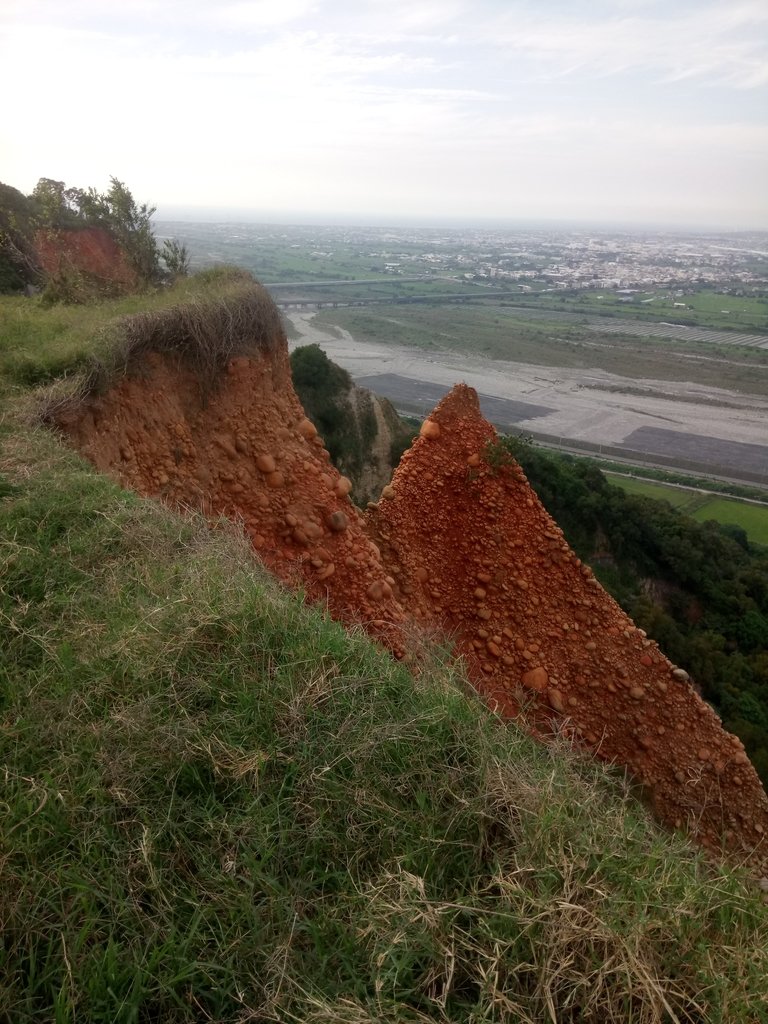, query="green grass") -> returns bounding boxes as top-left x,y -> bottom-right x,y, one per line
605,474 -> 695,508
519,289 -> 768,334
3,278 -> 768,1021
585,458 -> 768,503
692,497 -> 768,547
2,417 -> 768,1022
0,266 -> 258,394
606,474 -> 768,546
